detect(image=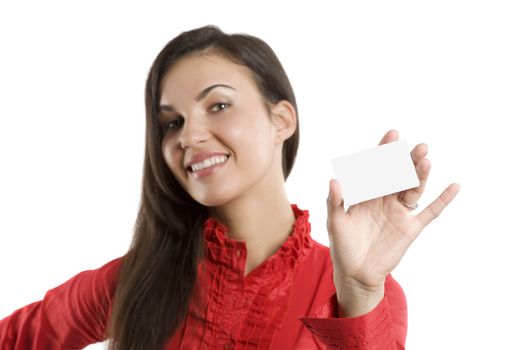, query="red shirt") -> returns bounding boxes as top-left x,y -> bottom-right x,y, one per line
0,204 -> 407,349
